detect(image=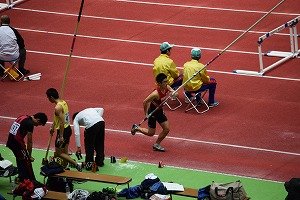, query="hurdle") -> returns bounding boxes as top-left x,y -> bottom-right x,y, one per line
234,15 -> 300,76
0,0 -> 27,11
